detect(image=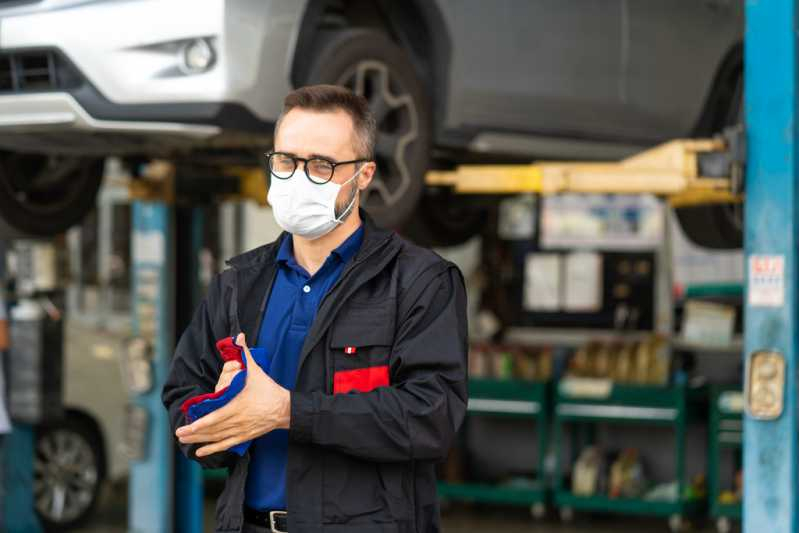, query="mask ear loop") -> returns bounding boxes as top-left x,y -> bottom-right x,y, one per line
333,164 -> 366,224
